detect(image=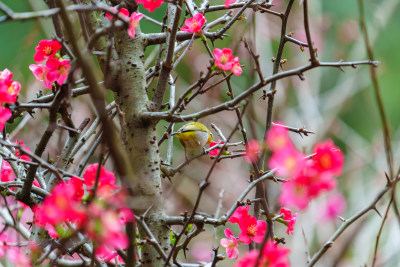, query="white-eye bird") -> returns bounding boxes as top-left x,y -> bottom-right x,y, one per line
172,122 -> 214,150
